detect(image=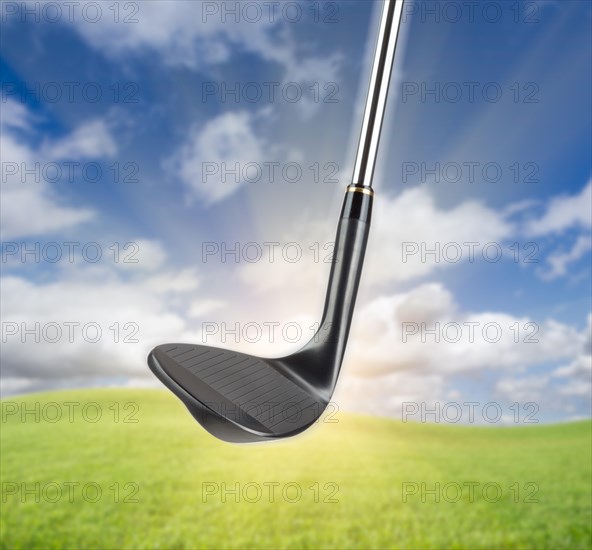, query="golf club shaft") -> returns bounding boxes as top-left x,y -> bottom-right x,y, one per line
315,1 -> 405,379
352,0 -> 405,189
